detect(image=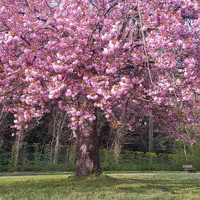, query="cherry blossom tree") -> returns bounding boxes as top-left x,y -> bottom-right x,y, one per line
0,0 -> 199,176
